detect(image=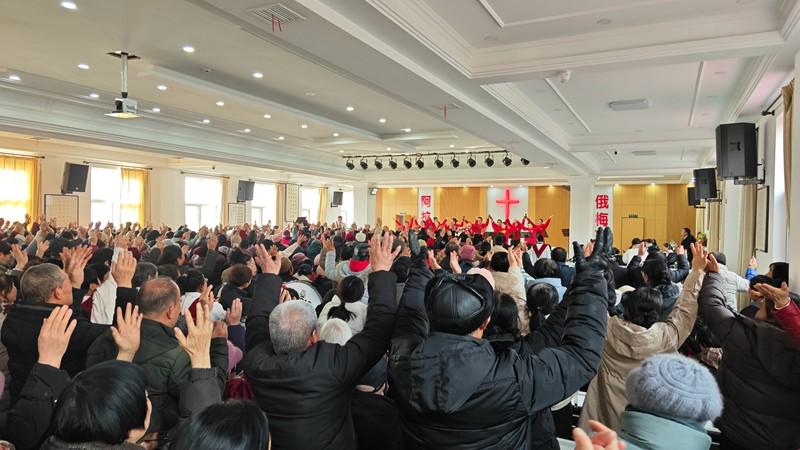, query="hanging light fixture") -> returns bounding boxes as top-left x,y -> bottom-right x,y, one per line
502,152 -> 512,167
360,158 -> 369,170
451,154 -> 460,168
345,159 -> 355,170
403,157 -> 412,169
485,153 -> 495,167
